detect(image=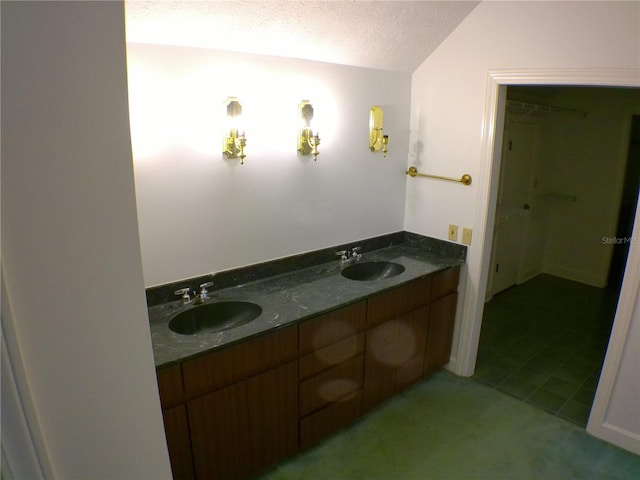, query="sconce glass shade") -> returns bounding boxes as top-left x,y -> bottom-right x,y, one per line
369,105 -> 389,156
298,100 -> 320,160
223,97 -> 247,164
